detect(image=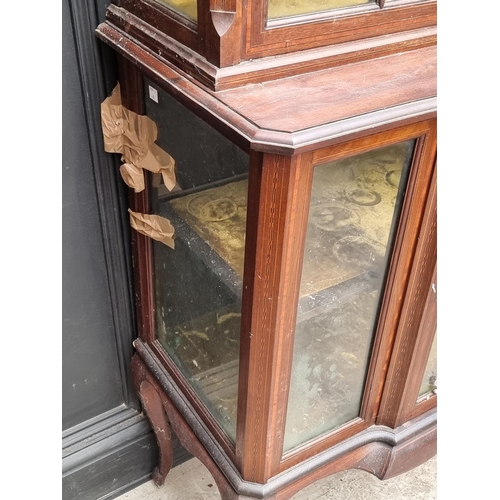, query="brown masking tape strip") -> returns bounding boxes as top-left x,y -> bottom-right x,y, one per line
136,143 -> 177,191
101,84 -> 177,193
120,163 -> 145,193
101,84 -> 124,153
128,209 -> 175,250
